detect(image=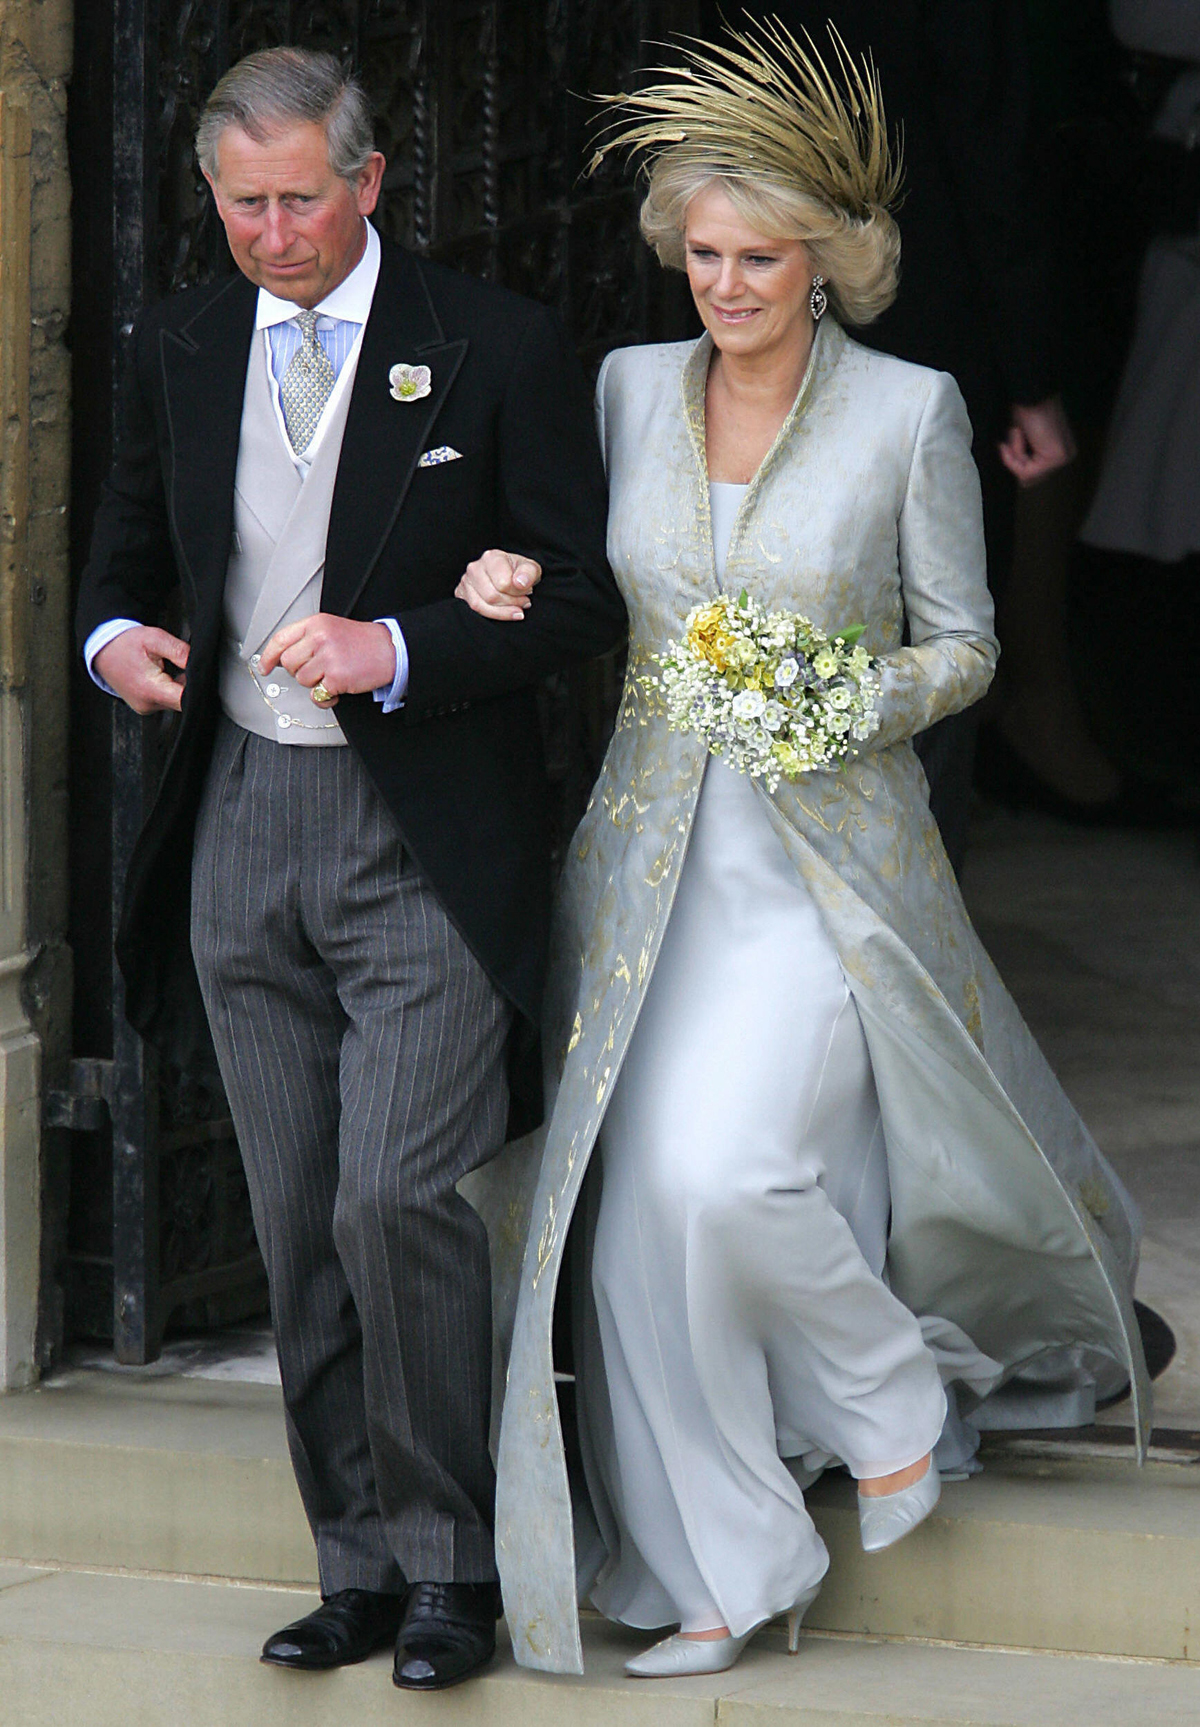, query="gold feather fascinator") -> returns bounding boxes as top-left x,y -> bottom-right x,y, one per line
588,14 -> 901,223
